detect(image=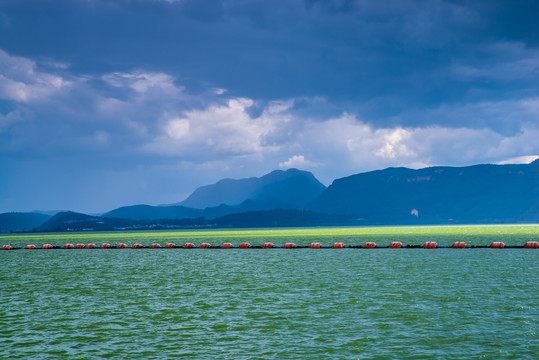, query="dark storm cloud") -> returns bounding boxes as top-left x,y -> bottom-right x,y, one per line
0,0 -> 537,212
2,0 -> 536,114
